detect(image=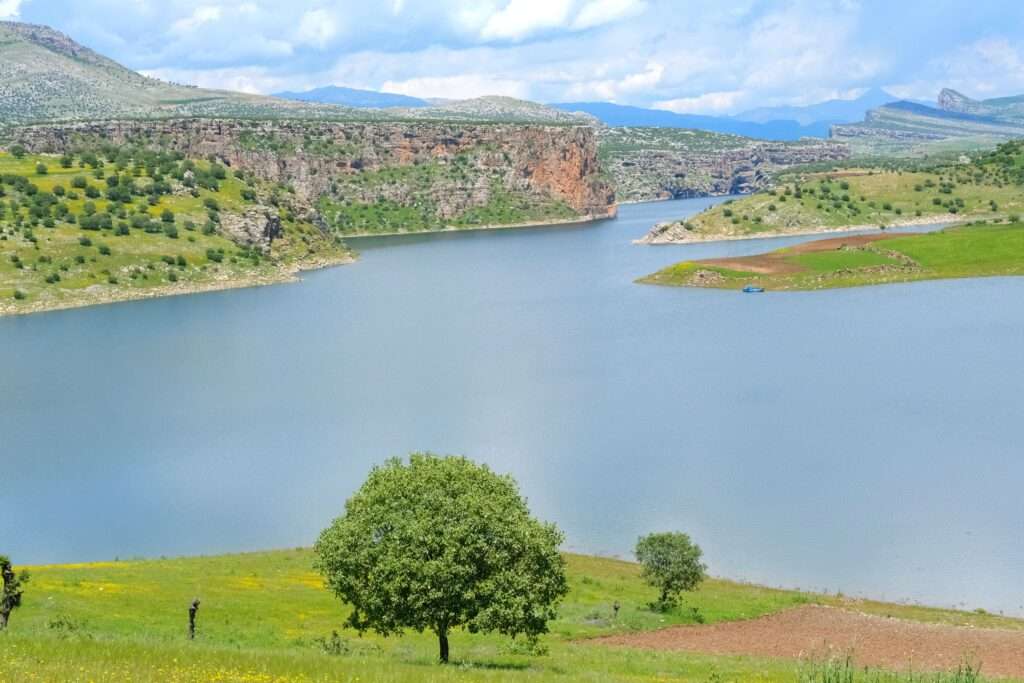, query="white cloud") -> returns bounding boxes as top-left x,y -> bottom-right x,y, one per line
295,8 -> 339,49
170,5 -> 222,34
479,0 -> 575,41
572,0 -> 646,30
0,0 -> 21,19
654,90 -> 747,114
143,65 -> 287,94
381,74 -> 530,100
